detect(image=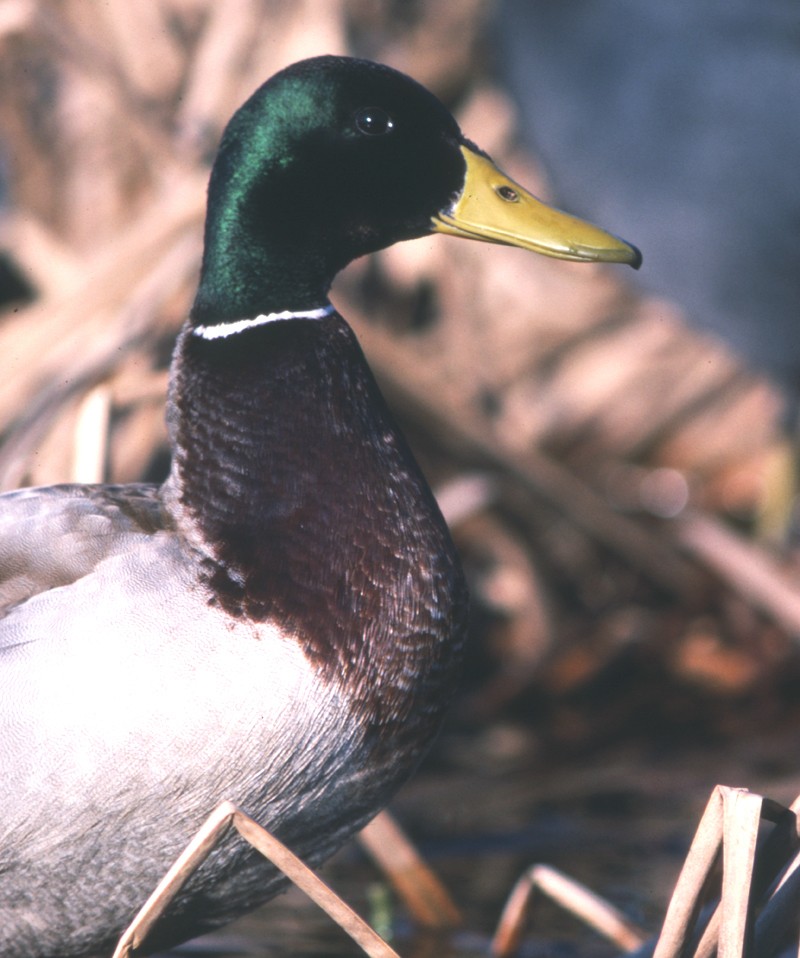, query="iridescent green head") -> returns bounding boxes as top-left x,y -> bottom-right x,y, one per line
194,55 -> 640,322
